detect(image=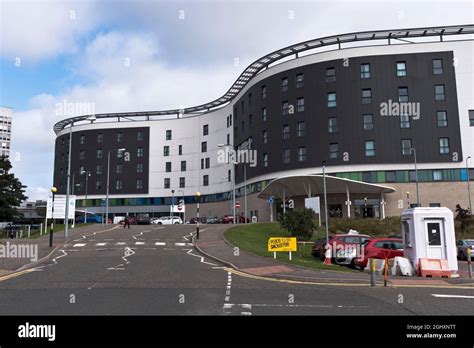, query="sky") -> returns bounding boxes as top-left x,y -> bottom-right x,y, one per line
0,0 -> 472,200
